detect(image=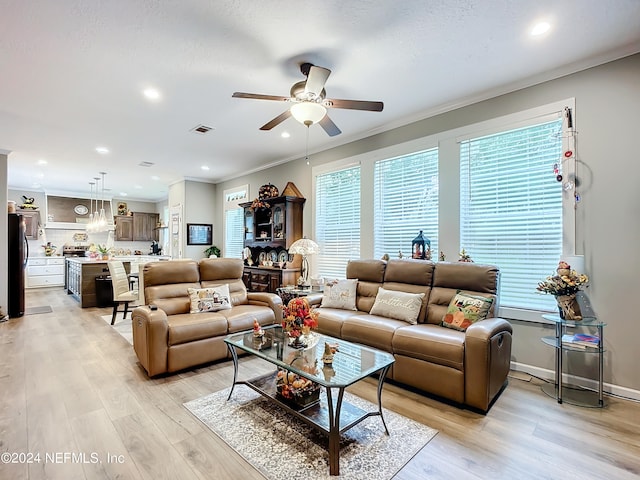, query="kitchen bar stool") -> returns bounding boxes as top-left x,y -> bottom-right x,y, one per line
107,260 -> 139,325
